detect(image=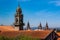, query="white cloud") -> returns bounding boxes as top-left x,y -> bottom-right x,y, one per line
49,0 -> 60,6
